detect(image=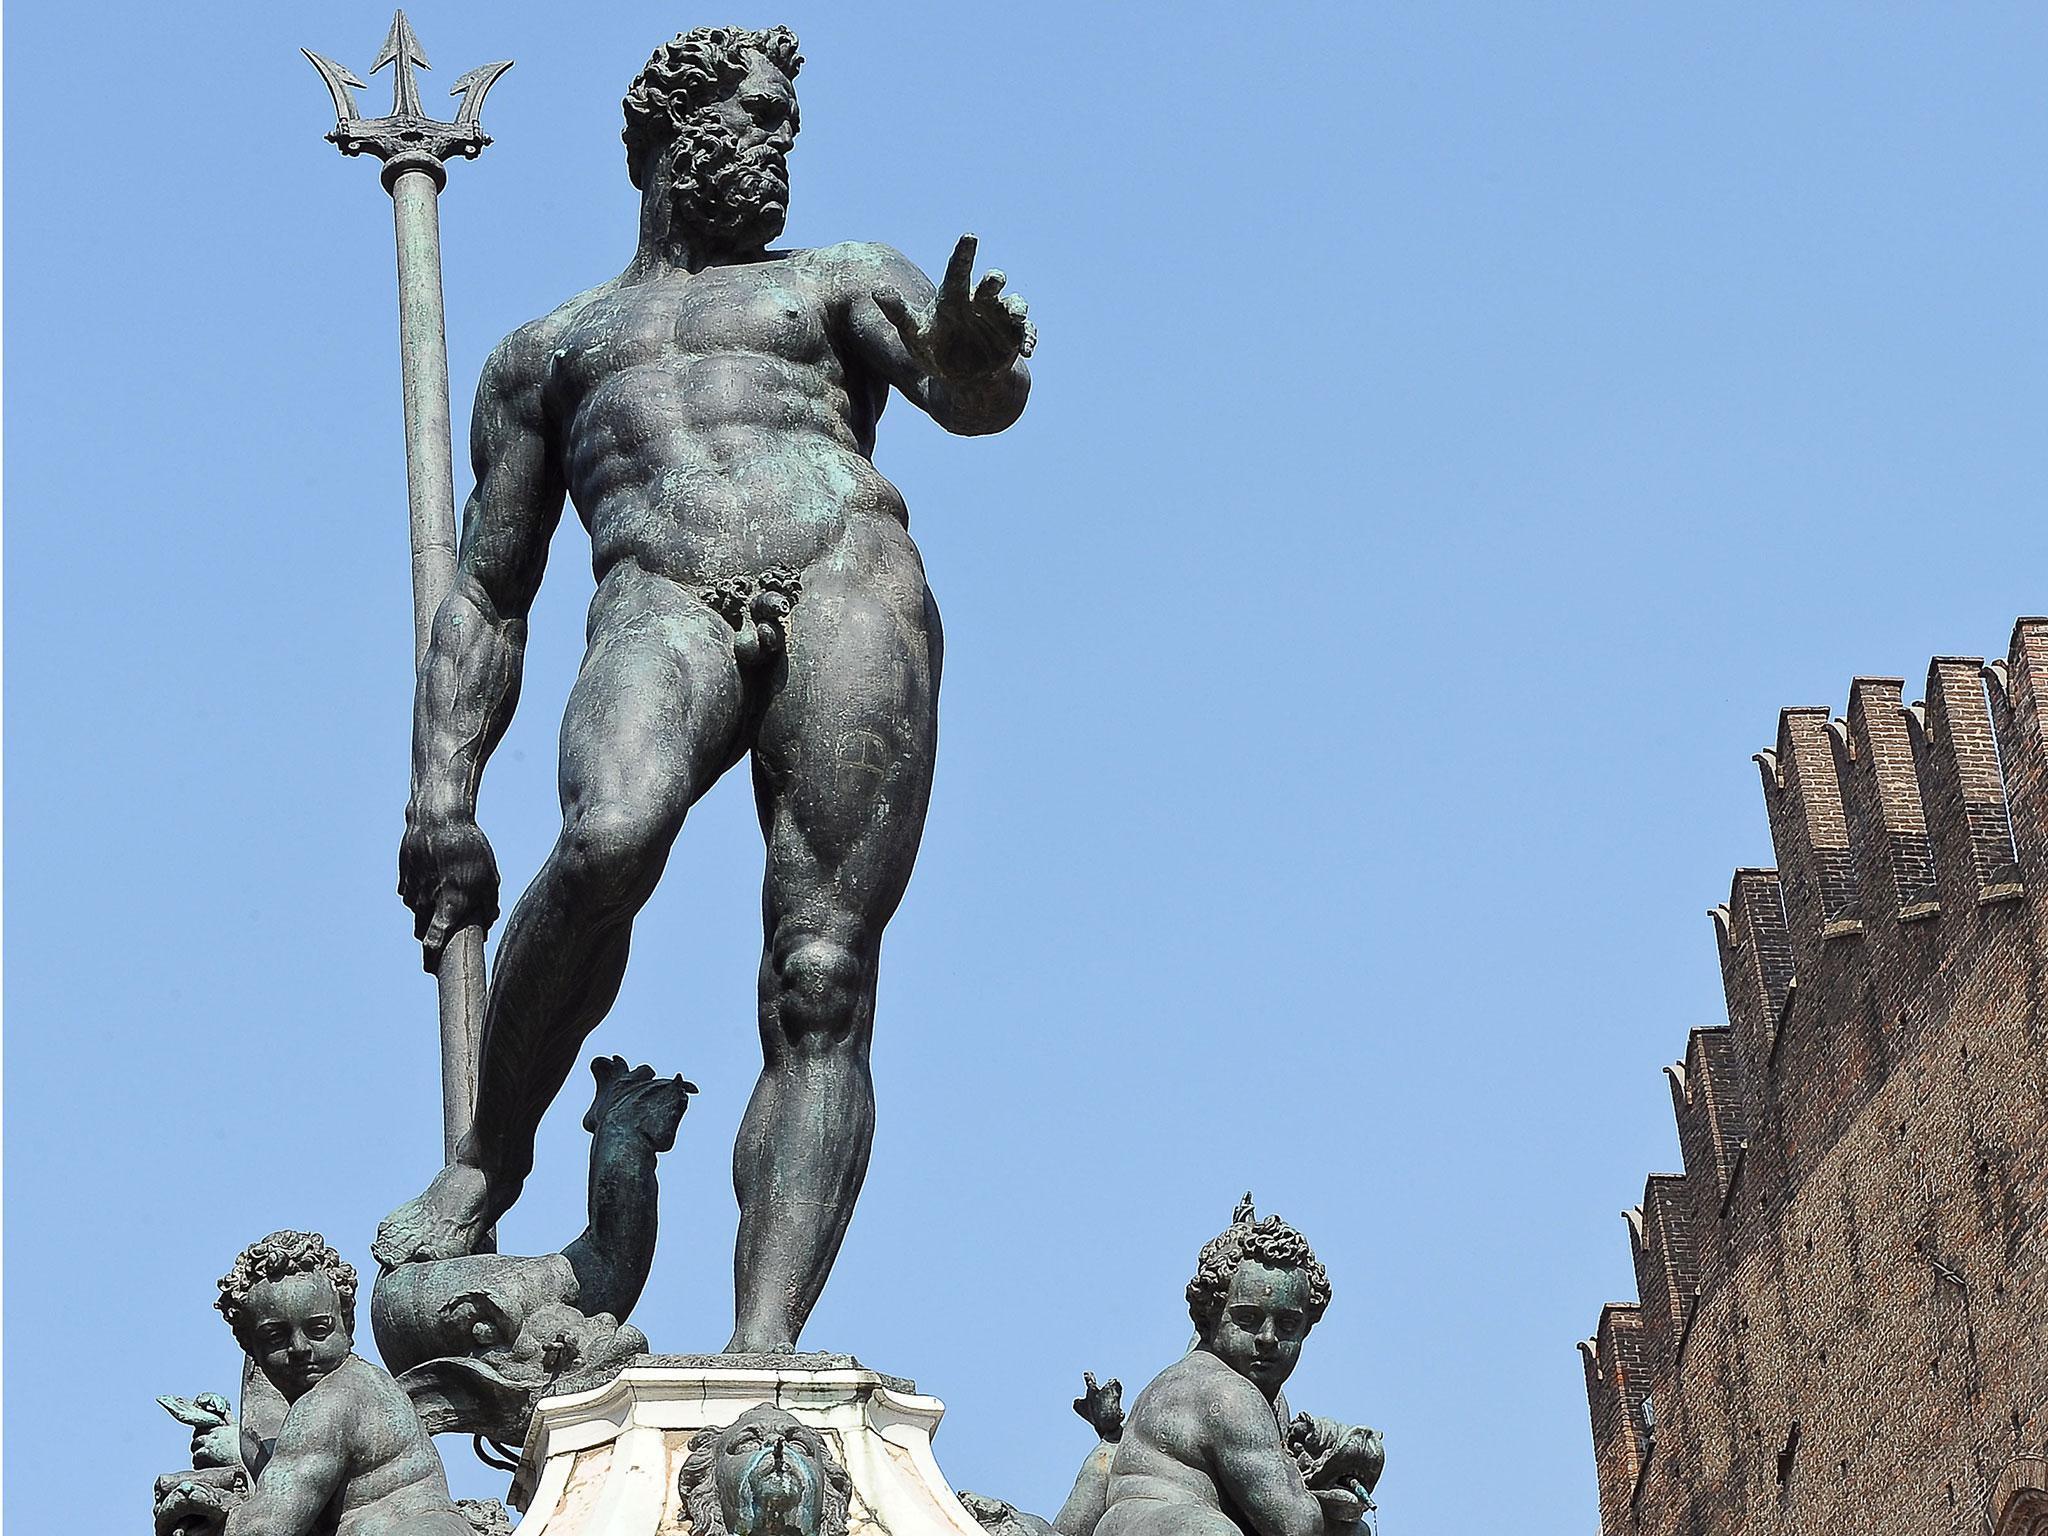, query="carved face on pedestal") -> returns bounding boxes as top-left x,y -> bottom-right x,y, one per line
237,1271 -> 353,1404
679,1406 -> 851,1536
1203,1260 -> 1313,1398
